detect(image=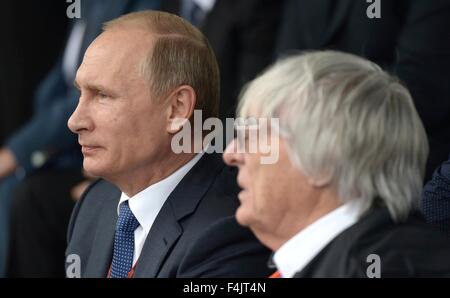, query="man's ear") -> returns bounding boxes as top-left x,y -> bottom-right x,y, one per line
306,174 -> 331,188
166,85 -> 196,134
